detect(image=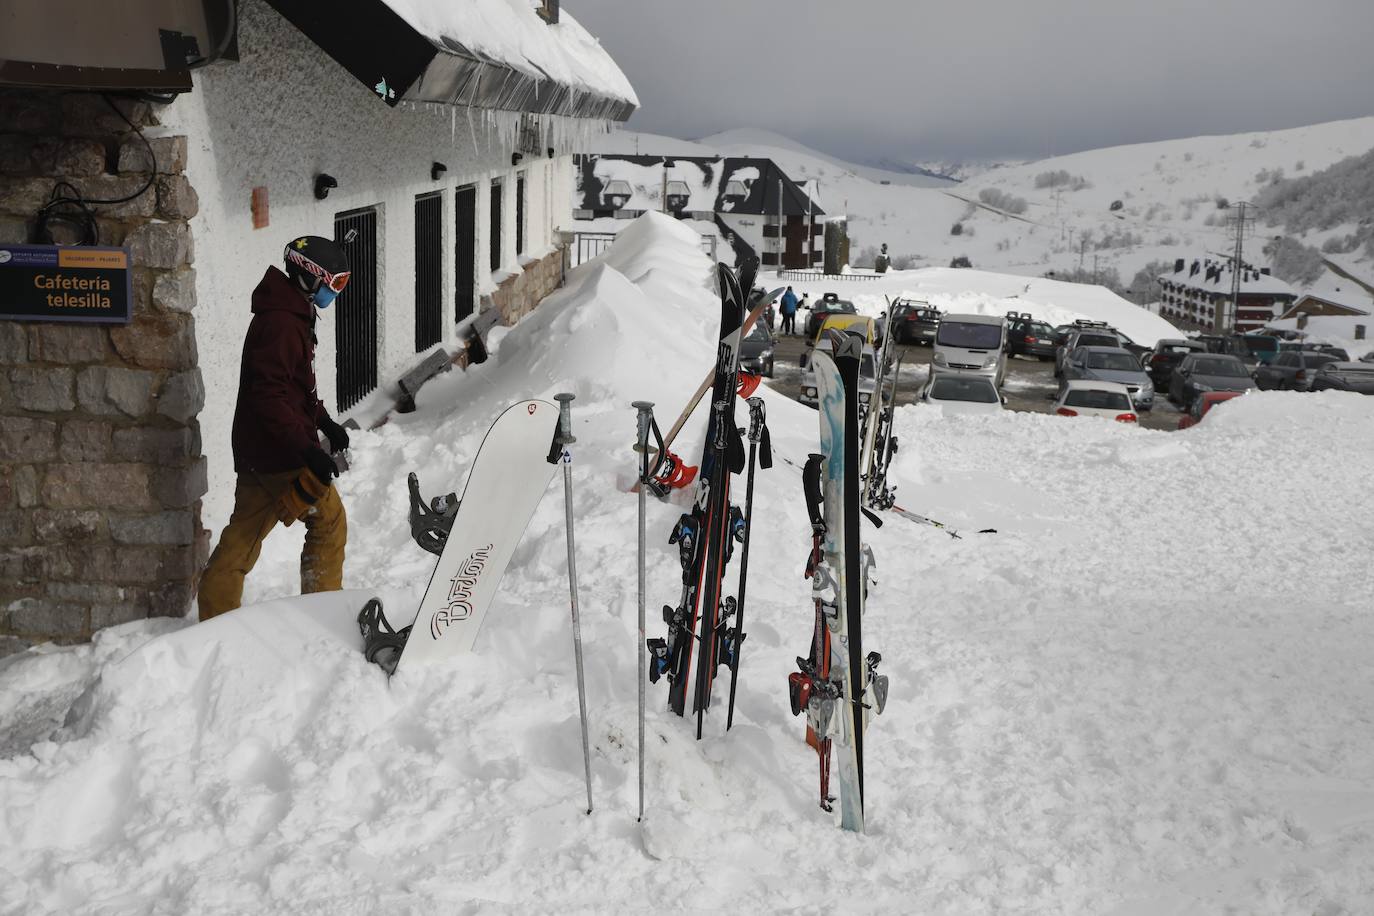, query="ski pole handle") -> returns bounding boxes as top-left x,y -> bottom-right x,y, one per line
555,392 -> 577,447
632,400 -> 654,476
746,397 -> 766,444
